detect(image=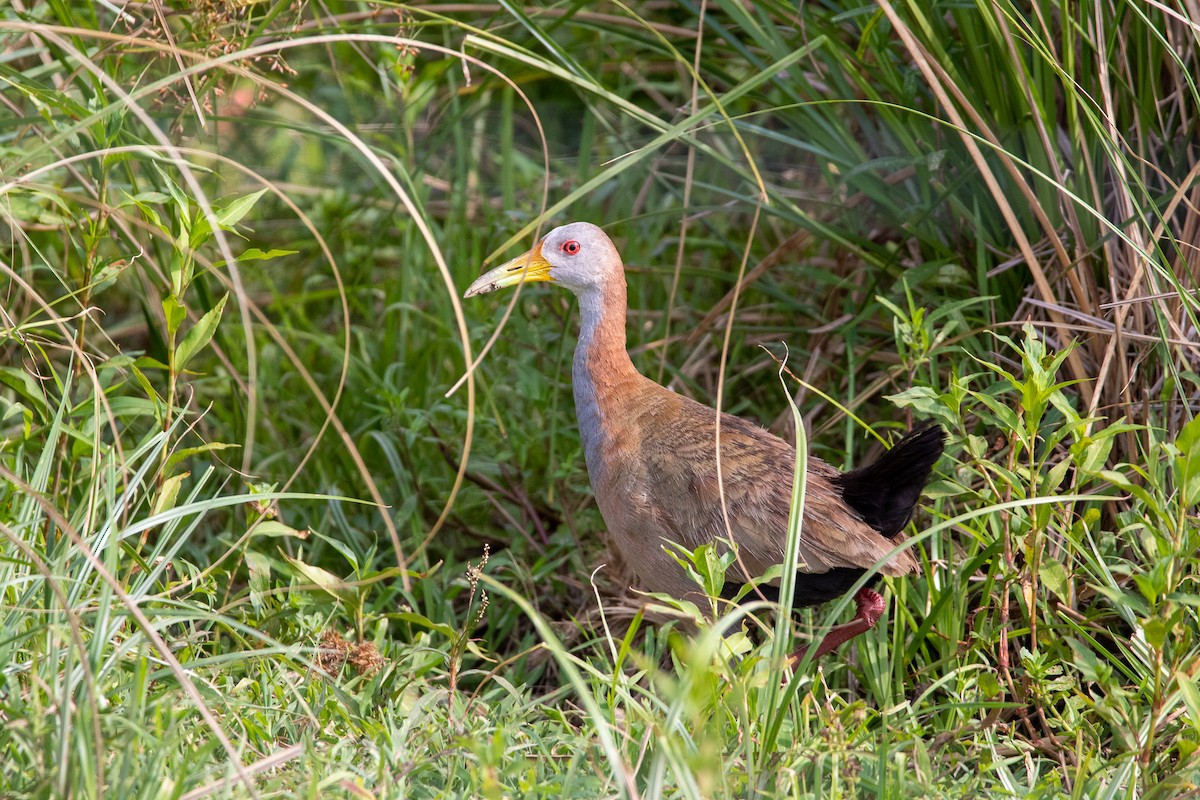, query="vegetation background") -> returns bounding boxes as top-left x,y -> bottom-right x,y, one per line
2,1 -> 1198,797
